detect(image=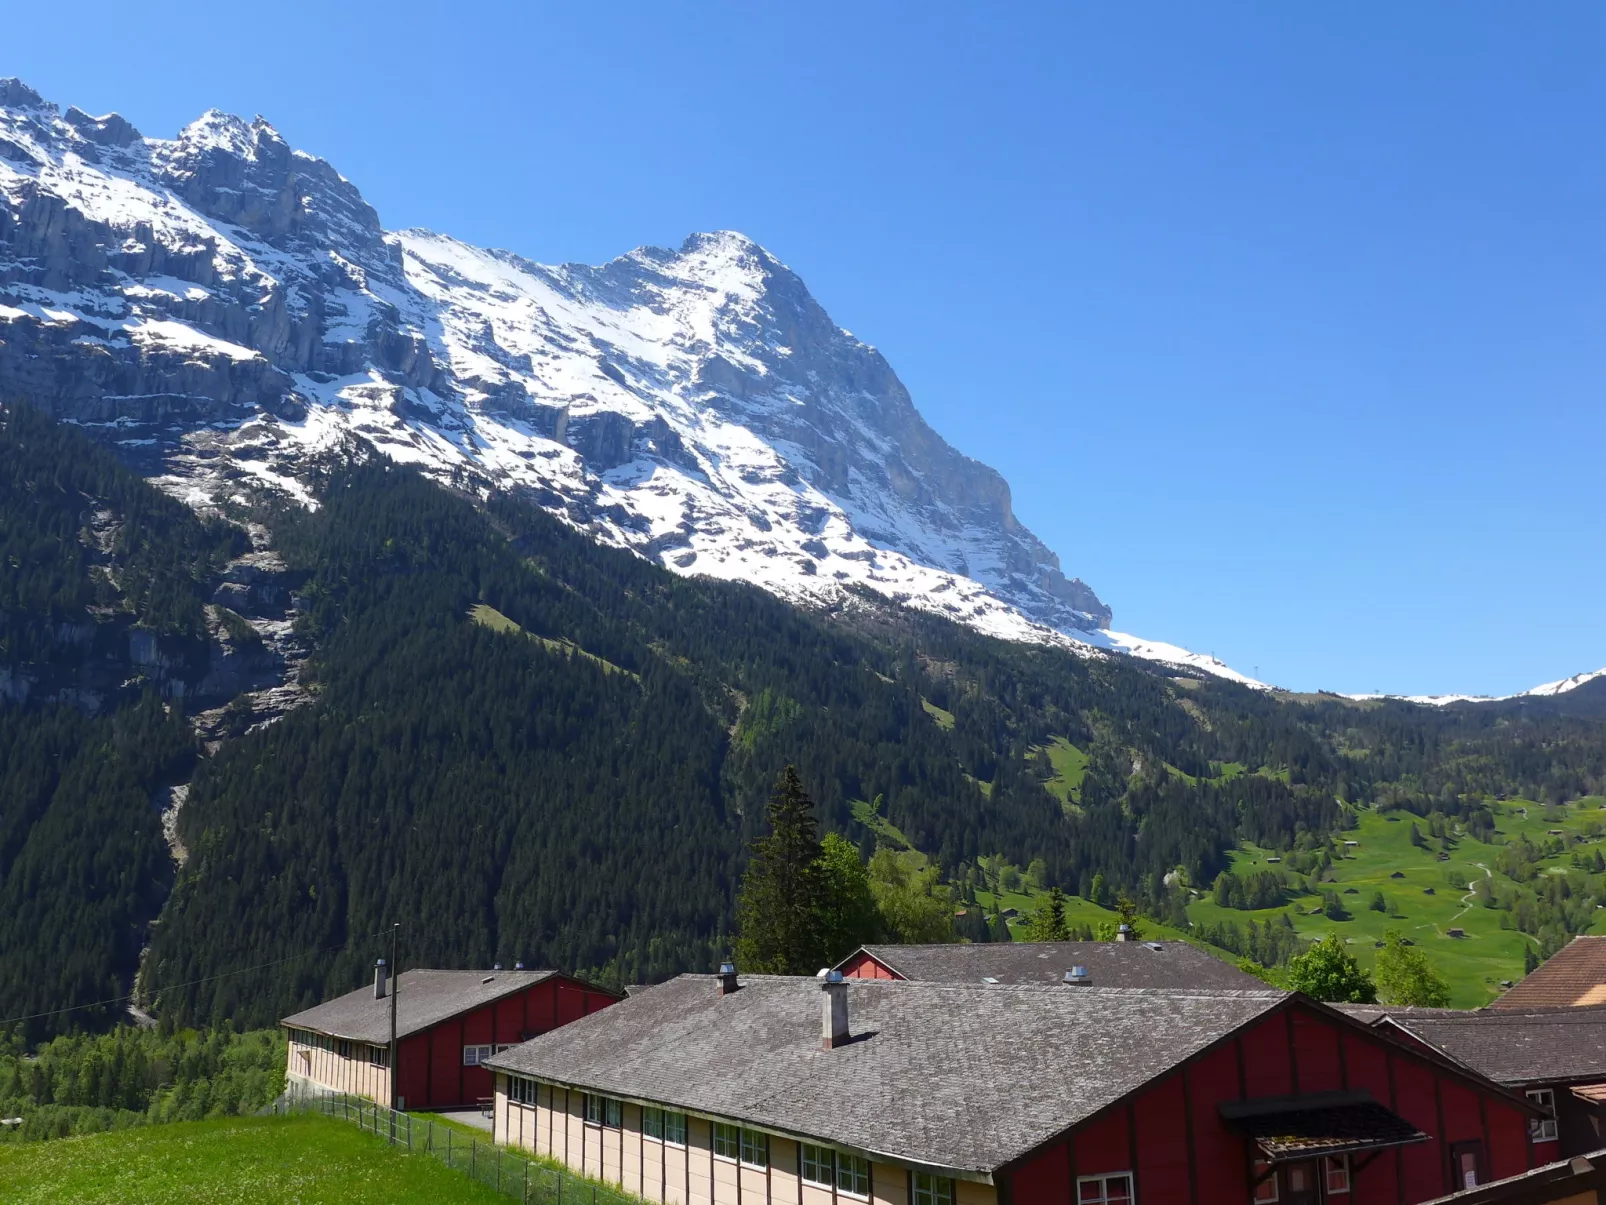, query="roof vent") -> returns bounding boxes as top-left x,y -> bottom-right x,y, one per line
1144,942 -> 1164,952
481,975 -> 496,985
1063,966 -> 1090,986
981,976 -> 1000,984
821,970 -> 849,1049
514,960 -> 525,971
717,962 -> 739,996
